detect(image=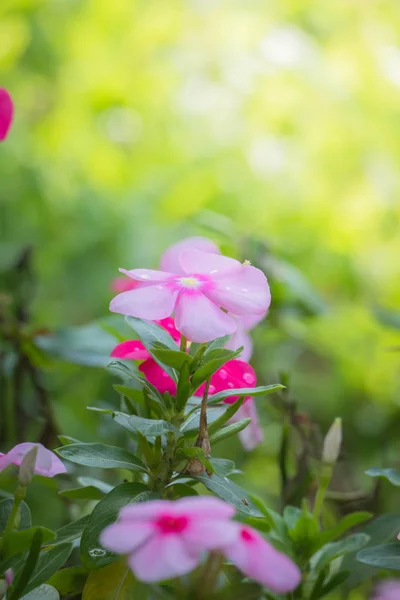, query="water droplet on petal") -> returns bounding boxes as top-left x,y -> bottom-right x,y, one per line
219,369 -> 228,380
243,373 -> 255,385
228,382 -> 234,388
209,385 -> 216,394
